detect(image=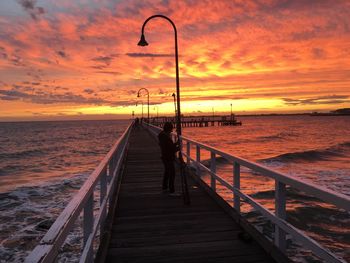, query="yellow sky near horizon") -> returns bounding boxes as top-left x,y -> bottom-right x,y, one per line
0,0 -> 349,120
